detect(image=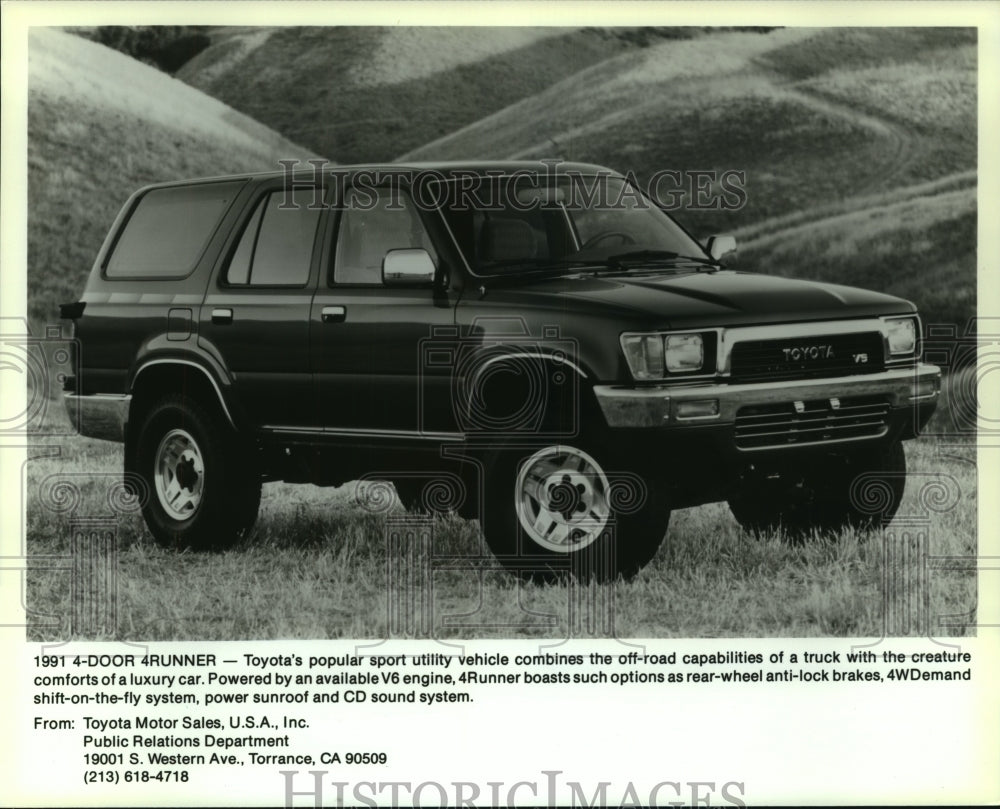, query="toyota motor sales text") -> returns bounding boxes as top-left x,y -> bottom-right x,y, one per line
20,639 -> 986,805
